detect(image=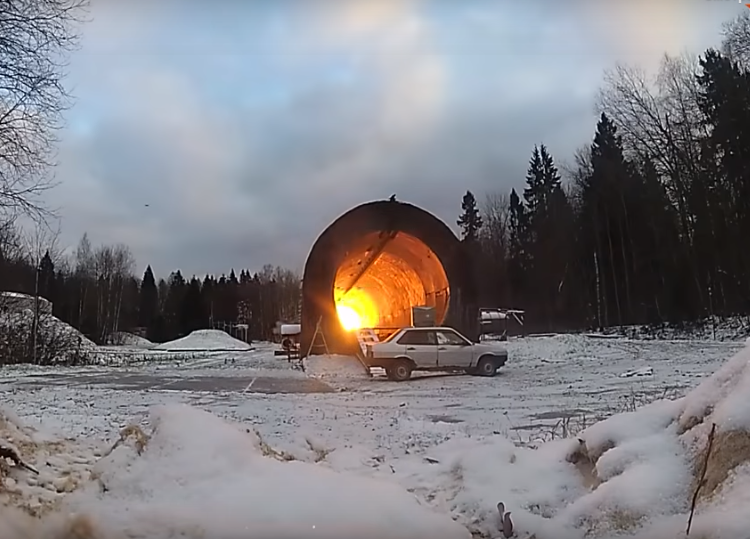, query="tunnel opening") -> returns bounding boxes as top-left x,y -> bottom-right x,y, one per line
301,200 -> 478,357
333,231 -> 450,332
